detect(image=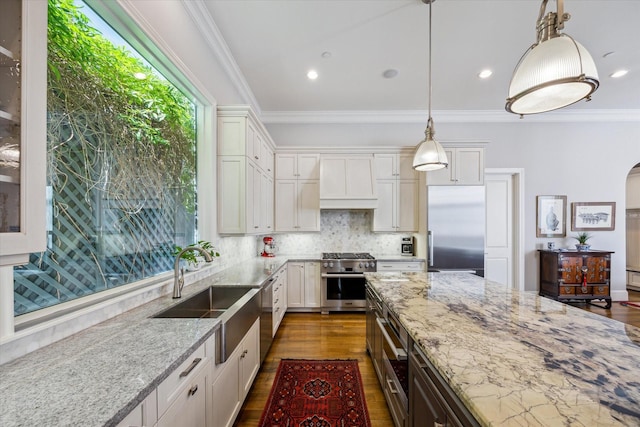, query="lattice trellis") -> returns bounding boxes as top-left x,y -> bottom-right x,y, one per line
13,117 -> 195,316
